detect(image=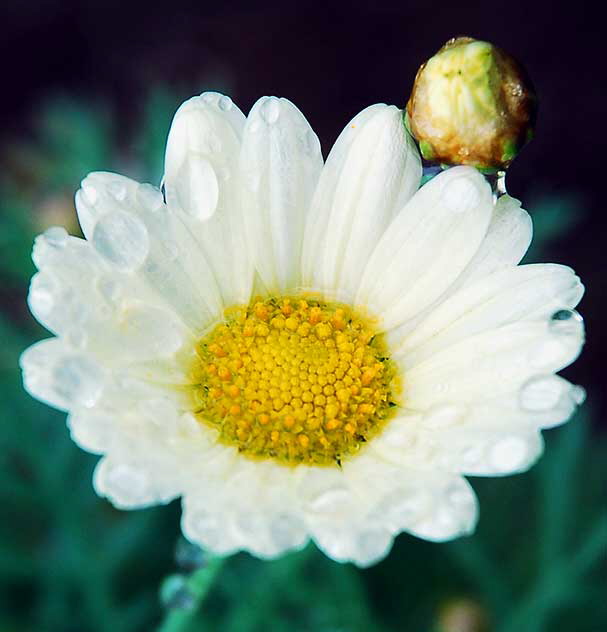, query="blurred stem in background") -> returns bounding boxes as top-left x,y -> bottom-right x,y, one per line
1,91 -> 604,632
